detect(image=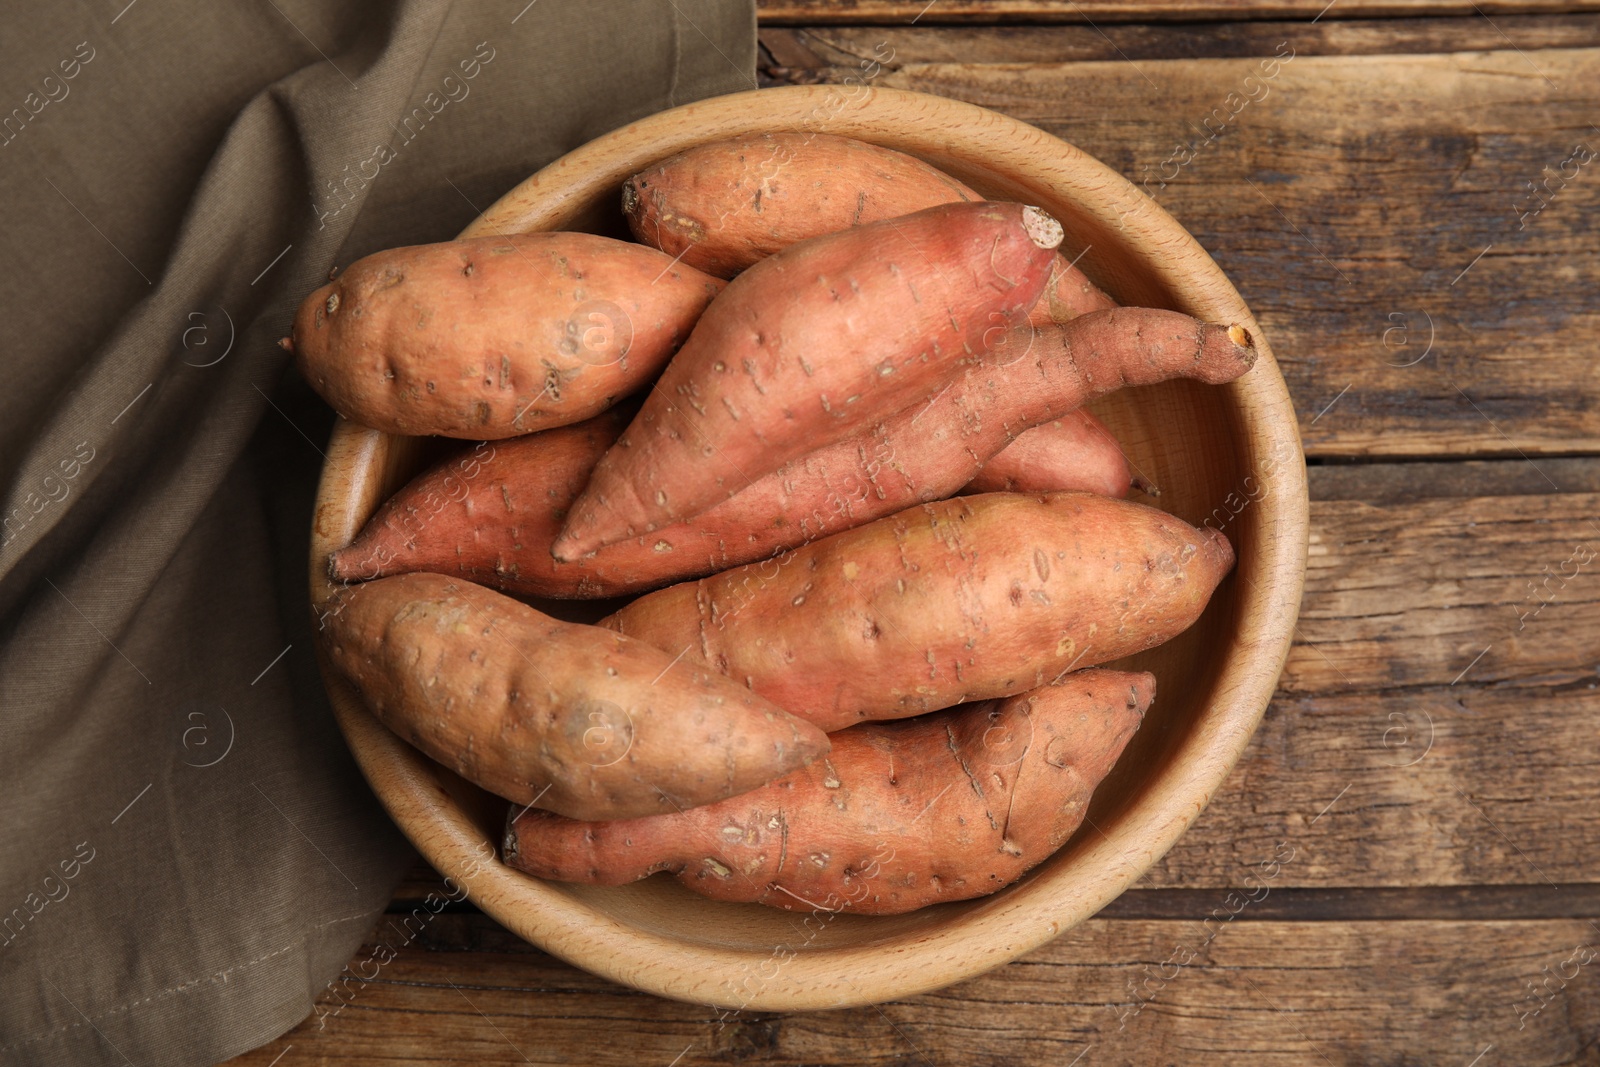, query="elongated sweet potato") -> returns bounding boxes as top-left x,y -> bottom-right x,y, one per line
504,669 -> 1151,914
333,309 -> 1247,598
552,201 -> 1064,559
603,492 -> 1233,731
622,132 -> 1115,324
320,572 -> 828,820
329,408 -> 887,599
967,409 -> 1135,498
285,232 -> 723,439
